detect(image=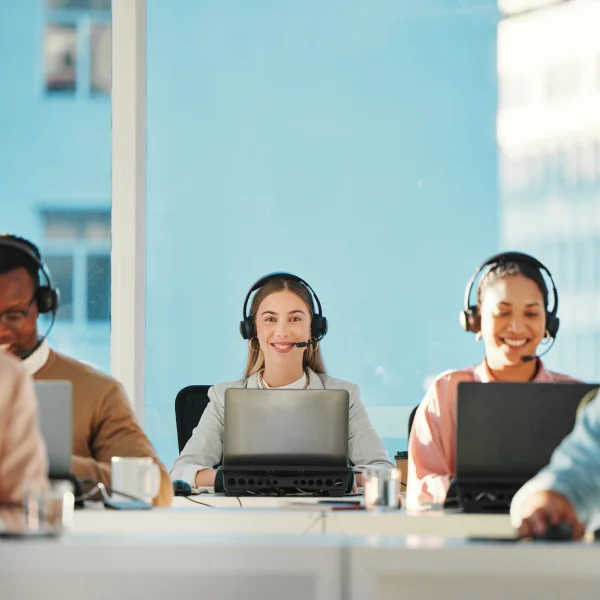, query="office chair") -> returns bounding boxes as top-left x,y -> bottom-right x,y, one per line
174,385 -> 211,452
